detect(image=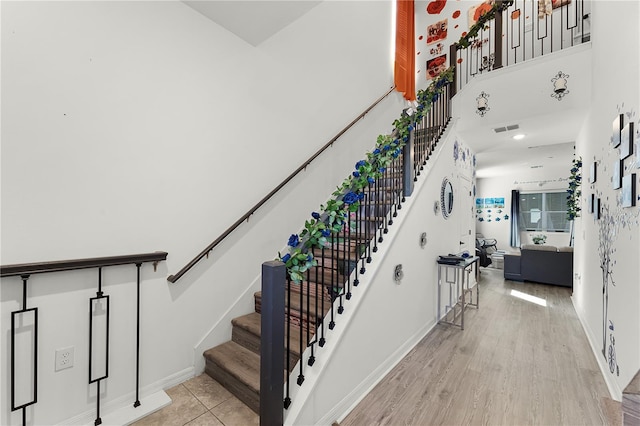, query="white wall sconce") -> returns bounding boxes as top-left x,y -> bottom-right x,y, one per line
551,71 -> 569,100
476,91 -> 490,117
